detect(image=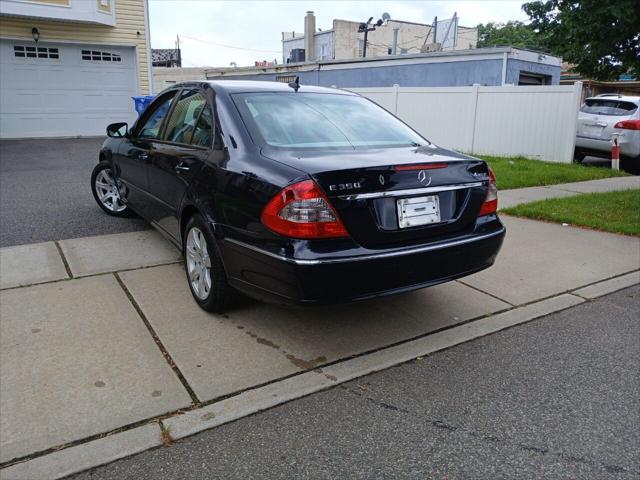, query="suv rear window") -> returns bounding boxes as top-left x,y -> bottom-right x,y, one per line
580,99 -> 638,116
